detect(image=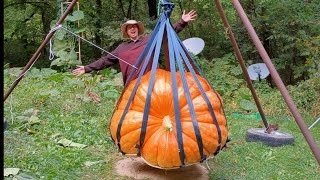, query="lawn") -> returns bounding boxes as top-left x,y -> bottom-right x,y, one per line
3,67 -> 320,179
